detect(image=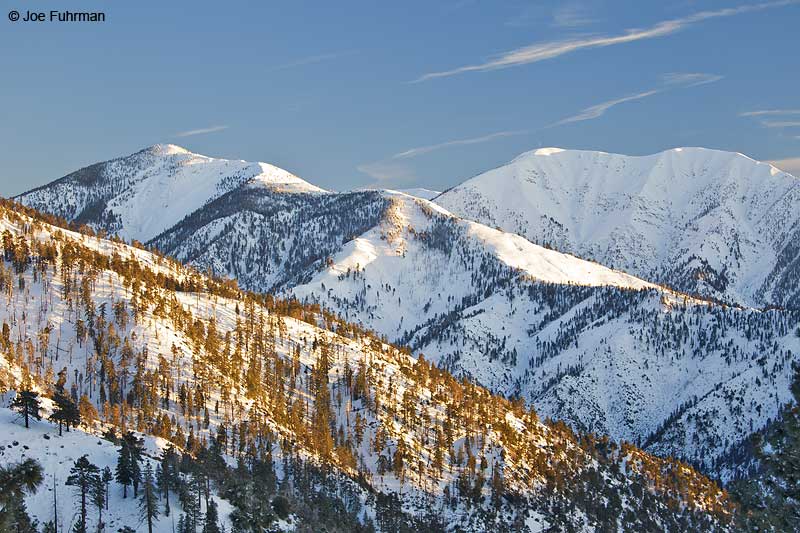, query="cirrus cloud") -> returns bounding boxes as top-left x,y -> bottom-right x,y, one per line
173,125 -> 229,138
415,0 -> 798,82
549,72 -> 722,127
